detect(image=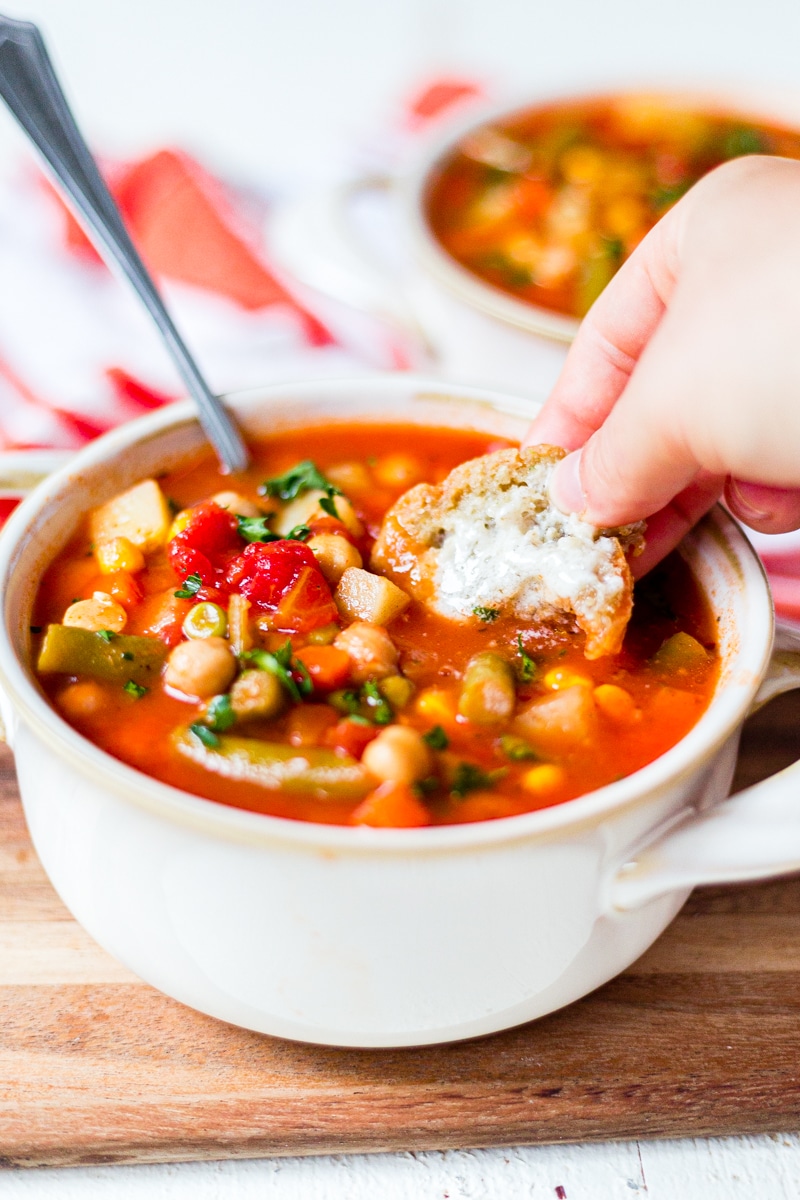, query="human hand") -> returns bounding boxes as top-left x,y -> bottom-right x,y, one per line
525,154 -> 800,575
